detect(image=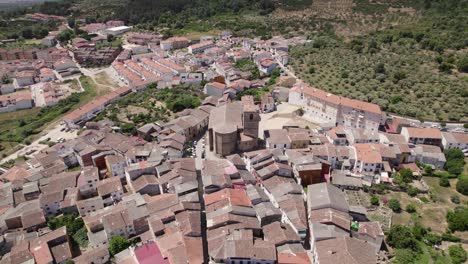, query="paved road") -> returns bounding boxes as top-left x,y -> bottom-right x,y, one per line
195,135 -> 206,170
